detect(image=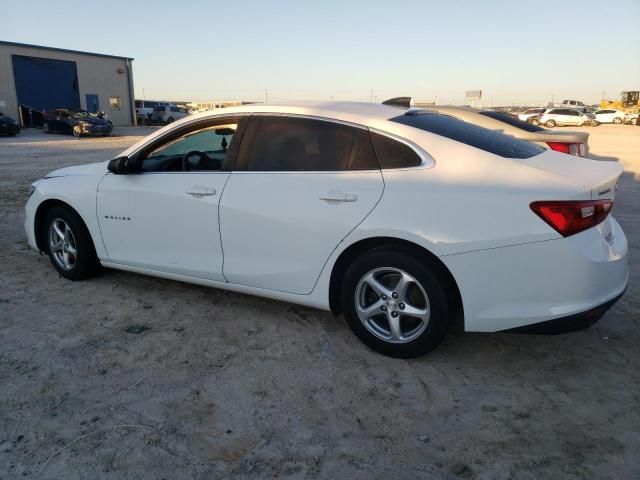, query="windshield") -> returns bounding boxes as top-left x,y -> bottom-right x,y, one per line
479,111 -> 545,133
71,110 -> 91,119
